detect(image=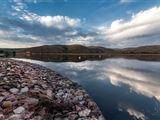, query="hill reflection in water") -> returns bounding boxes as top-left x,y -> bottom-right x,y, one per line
16,53 -> 160,62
